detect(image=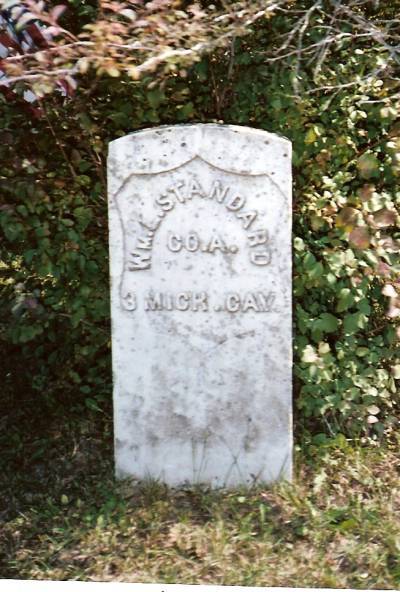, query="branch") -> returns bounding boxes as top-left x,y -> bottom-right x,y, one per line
0,0 -> 287,90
